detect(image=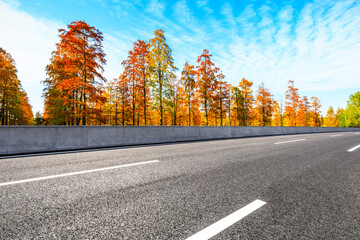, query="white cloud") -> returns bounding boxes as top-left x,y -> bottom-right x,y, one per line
146,0 -> 167,17
196,0 -> 213,14
1,0 -> 19,7
0,1 -> 62,113
211,0 -> 360,109
196,0 -> 207,8
221,2 -> 236,26
173,0 -> 193,24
